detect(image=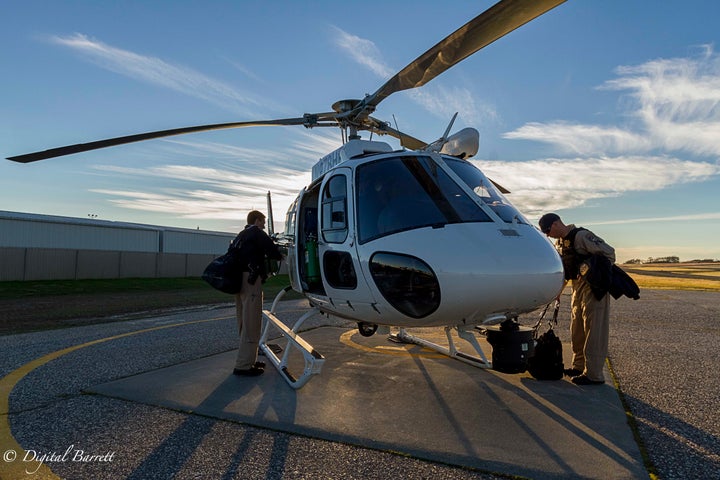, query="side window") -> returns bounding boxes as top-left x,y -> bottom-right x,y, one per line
284,198 -> 297,236
323,251 -> 357,289
321,175 -> 348,243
